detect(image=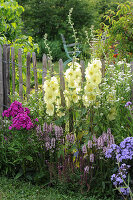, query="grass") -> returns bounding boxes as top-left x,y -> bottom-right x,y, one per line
37,61 -> 59,73
0,176 -> 113,200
